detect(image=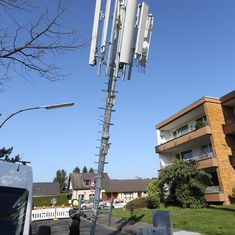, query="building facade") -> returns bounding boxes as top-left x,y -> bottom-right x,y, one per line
155,91 -> 235,204
68,173 -> 109,201
68,173 -> 150,203
102,179 -> 150,202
